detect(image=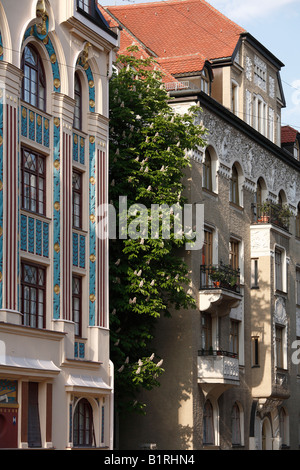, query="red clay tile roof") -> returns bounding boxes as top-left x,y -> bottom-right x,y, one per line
158,53 -> 207,75
281,125 -> 298,143
105,0 -> 245,62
